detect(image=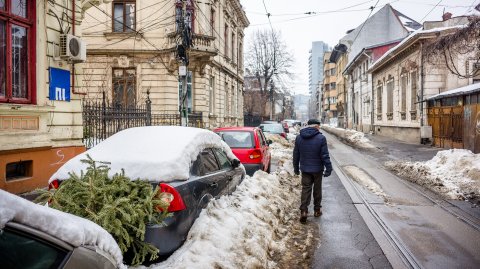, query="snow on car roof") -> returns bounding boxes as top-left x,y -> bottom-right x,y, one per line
50,126 -> 238,183
0,190 -> 125,269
